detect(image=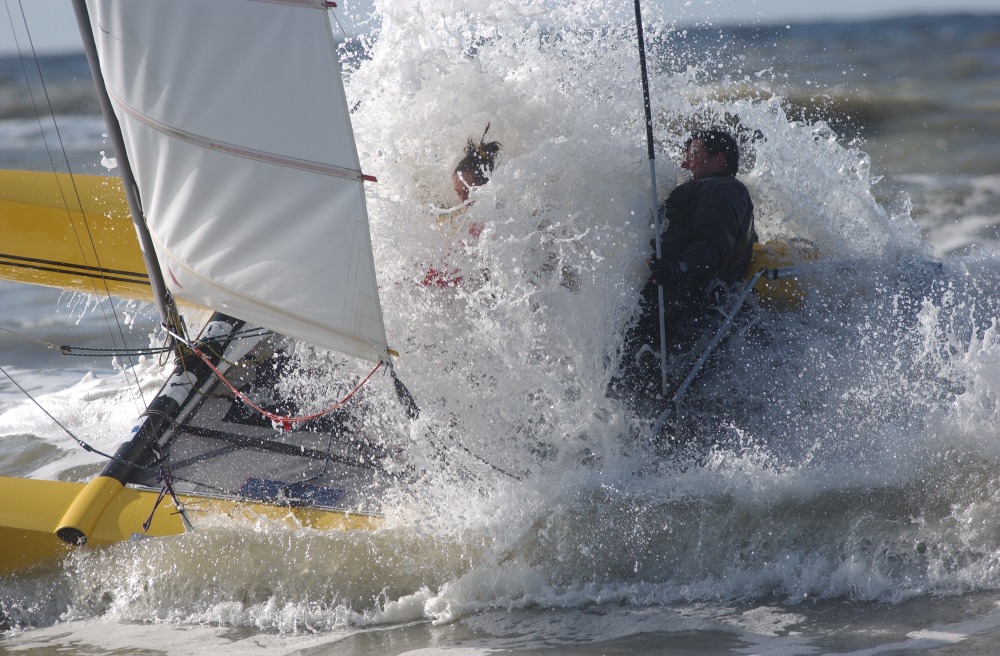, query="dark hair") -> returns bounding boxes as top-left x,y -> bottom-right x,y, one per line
687,128 -> 740,175
454,124 -> 501,186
